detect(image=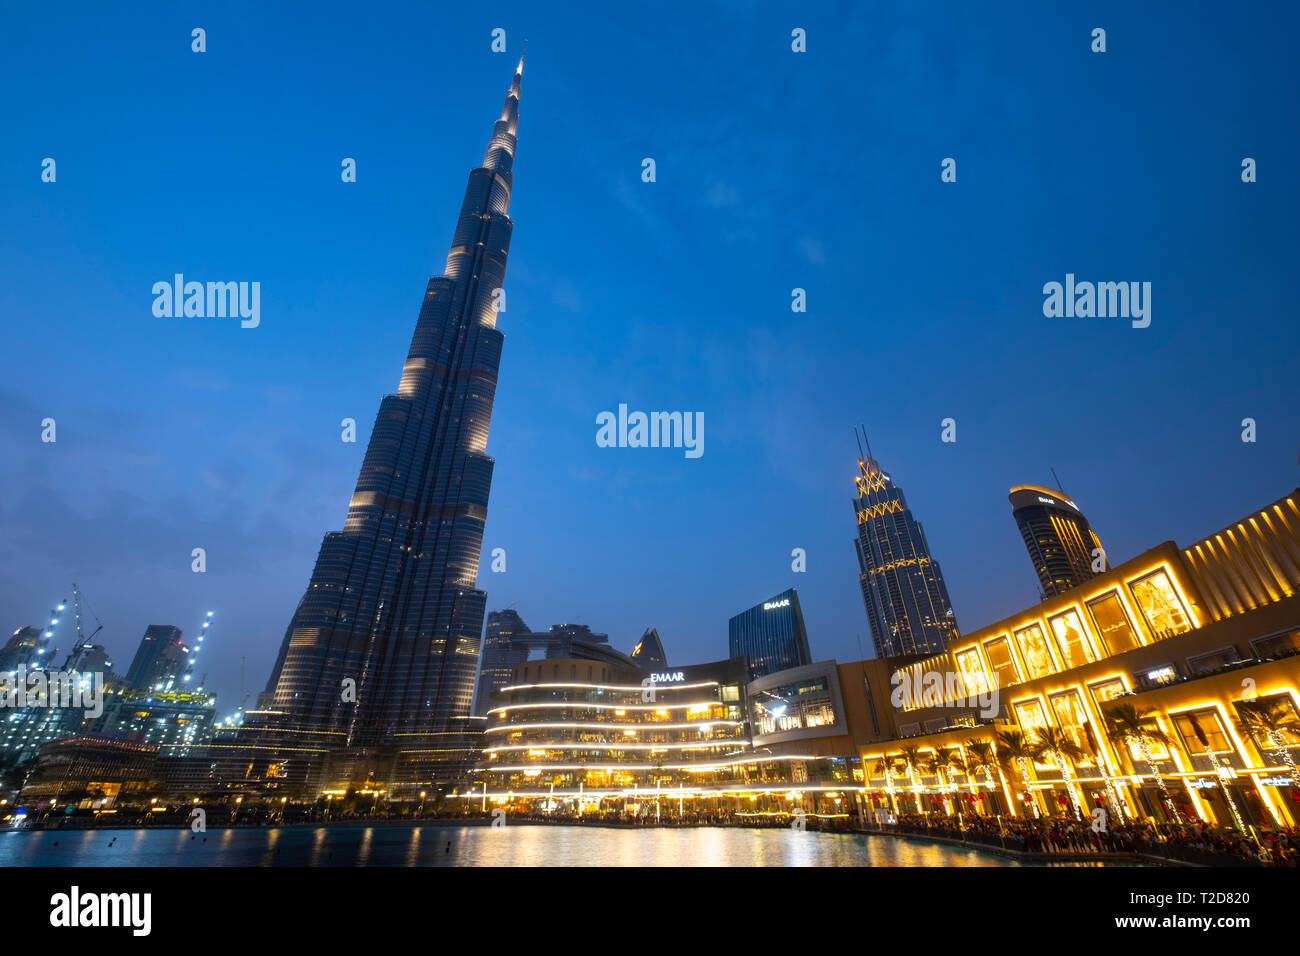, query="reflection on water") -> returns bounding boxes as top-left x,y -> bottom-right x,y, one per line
0,825 -> 1042,867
